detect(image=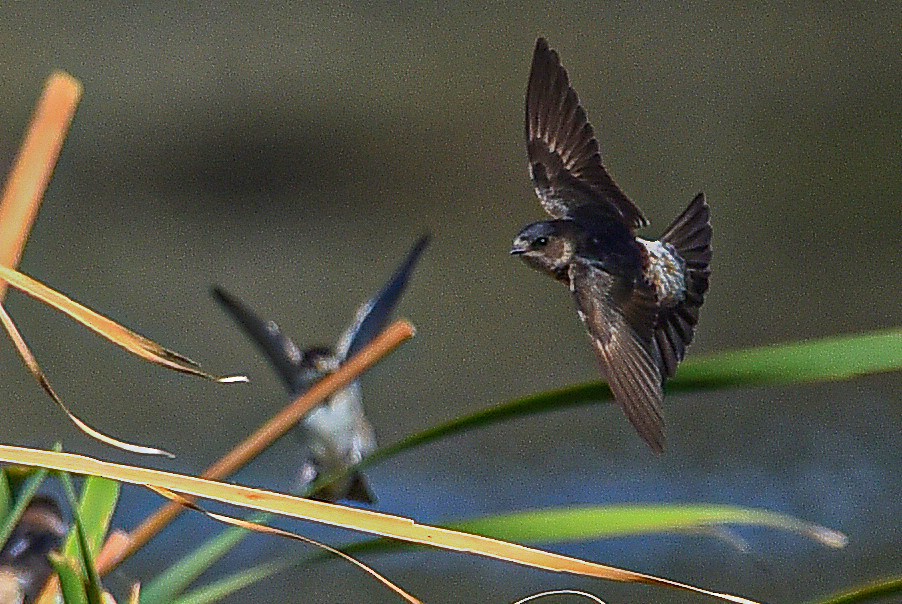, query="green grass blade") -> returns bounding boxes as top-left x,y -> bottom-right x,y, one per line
171,558 -> 292,604
159,329 -> 897,599
806,575 -> 902,604
140,514 -> 266,604
50,552 -> 89,604
327,503 -> 846,560
0,466 -> 49,550
0,468 -> 12,521
445,505 -> 847,547
364,328 -> 901,469
175,502 -> 846,600
63,475 -> 119,559
59,472 -> 105,604
673,328 -> 901,388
